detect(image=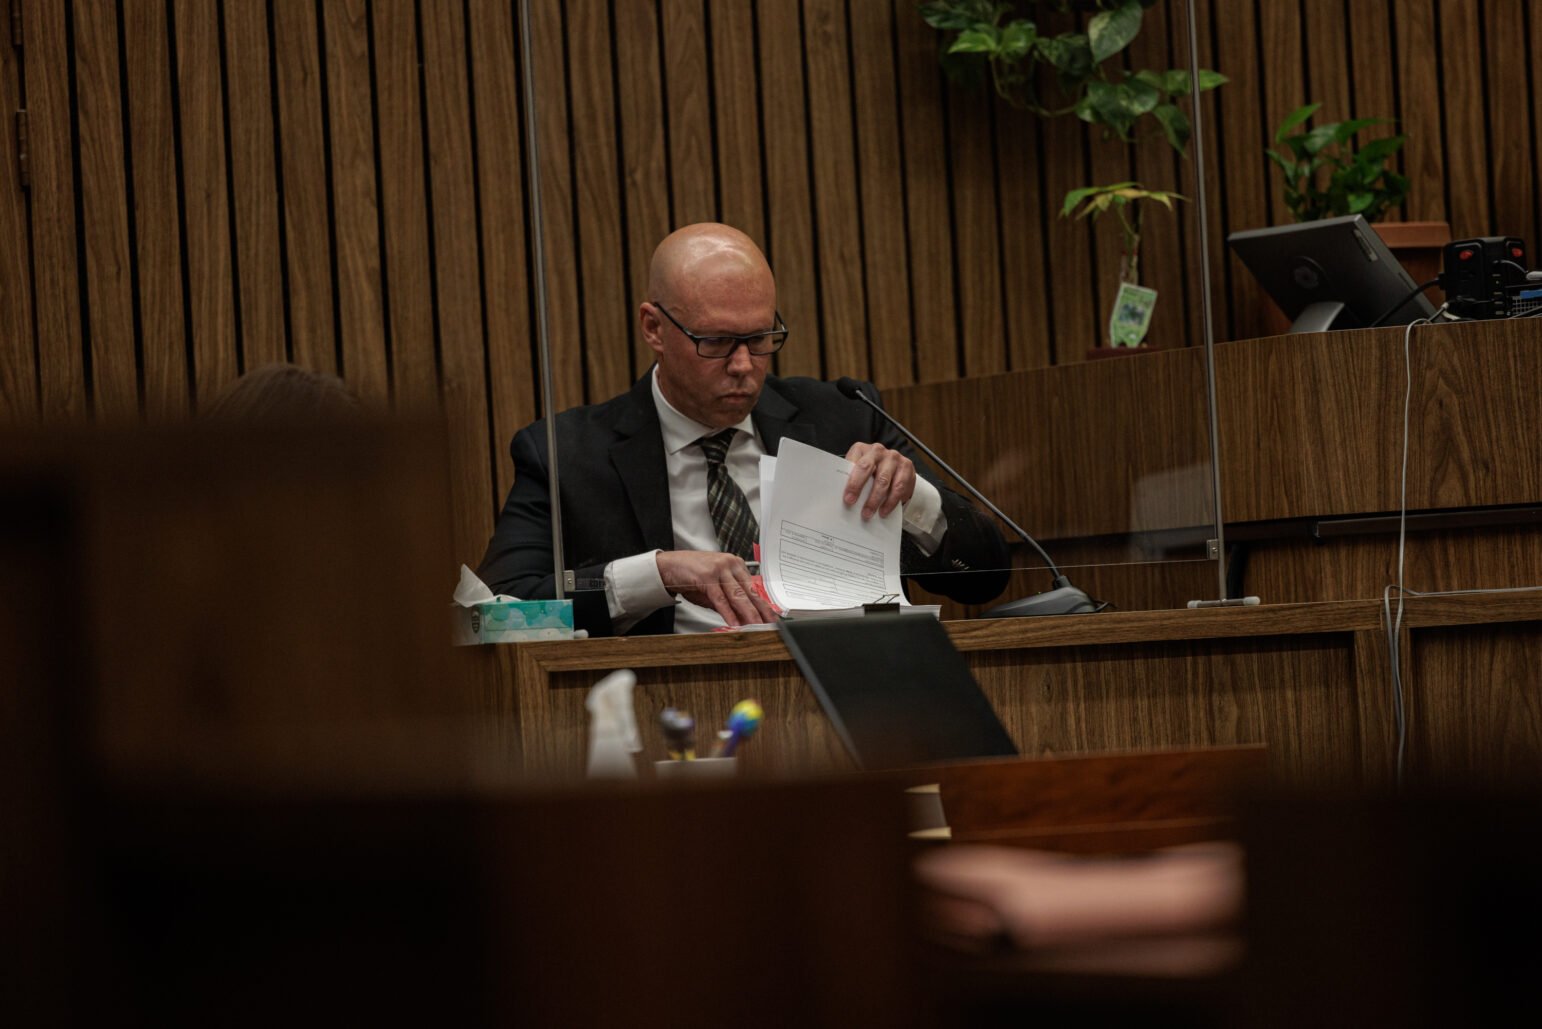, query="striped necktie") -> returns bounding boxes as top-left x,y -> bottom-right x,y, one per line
697,429 -> 759,561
